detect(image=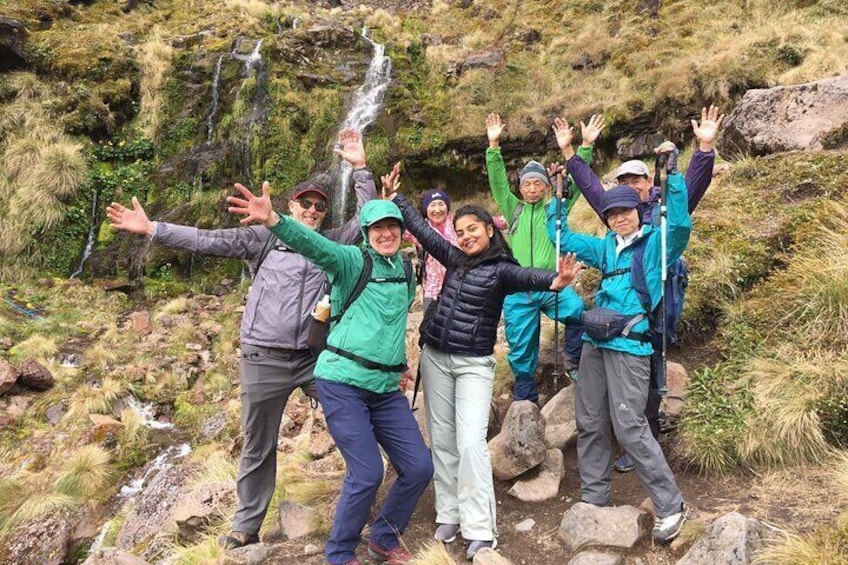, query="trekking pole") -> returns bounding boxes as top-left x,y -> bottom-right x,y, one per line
656,154 -> 669,396
411,365 -> 422,411
552,171 -> 564,391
